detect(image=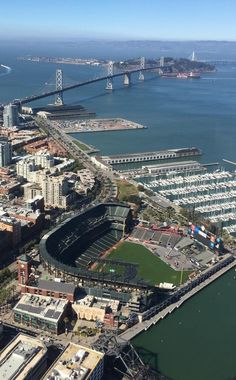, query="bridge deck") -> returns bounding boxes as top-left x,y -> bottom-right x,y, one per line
13,64 -> 166,106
